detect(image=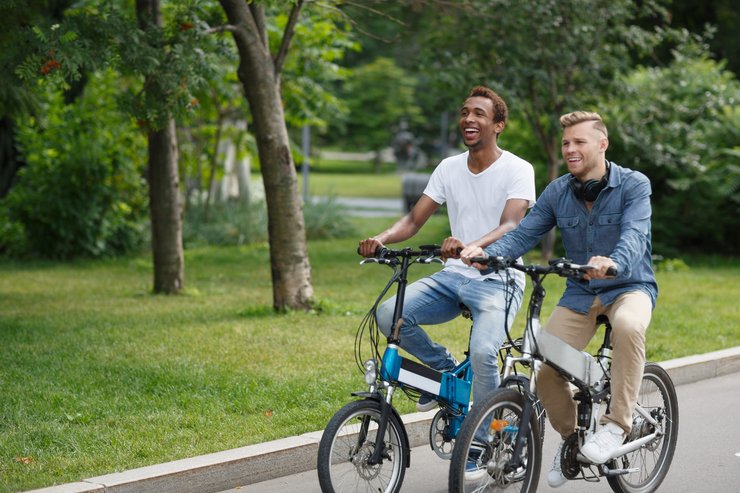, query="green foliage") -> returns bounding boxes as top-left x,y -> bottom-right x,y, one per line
409,1 -> 648,152
605,46 -> 740,255
278,3 -> 359,130
2,72 -> 147,259
15,2 -> 224,131
183,200 -> 268,248
303,196 -> 358,239
329,57 -> 422,154
0,1 -> 51,119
